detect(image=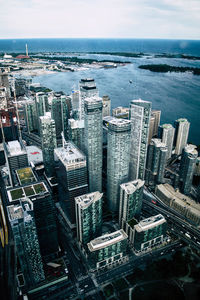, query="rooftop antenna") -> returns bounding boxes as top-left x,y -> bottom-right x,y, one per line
26,44 -> 28,57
